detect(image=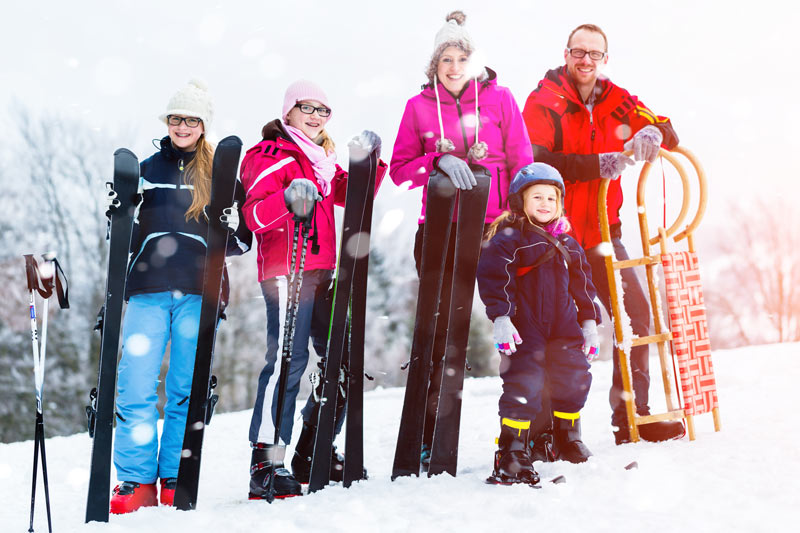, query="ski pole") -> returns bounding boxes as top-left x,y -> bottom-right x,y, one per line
266,217 -> 311,501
